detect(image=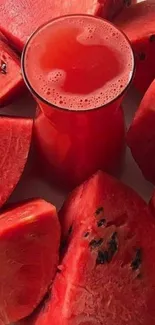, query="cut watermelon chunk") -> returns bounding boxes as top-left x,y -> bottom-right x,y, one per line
0,116 -> 33,208
0,38 -> 23,105
99,0 -> 132,19
19,171 -> 155,325
59,170 -> 151,242
0,0 -> 132,52
127,79 -> 155,184
0,198 -> 60,324
114,0 -> 155,93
